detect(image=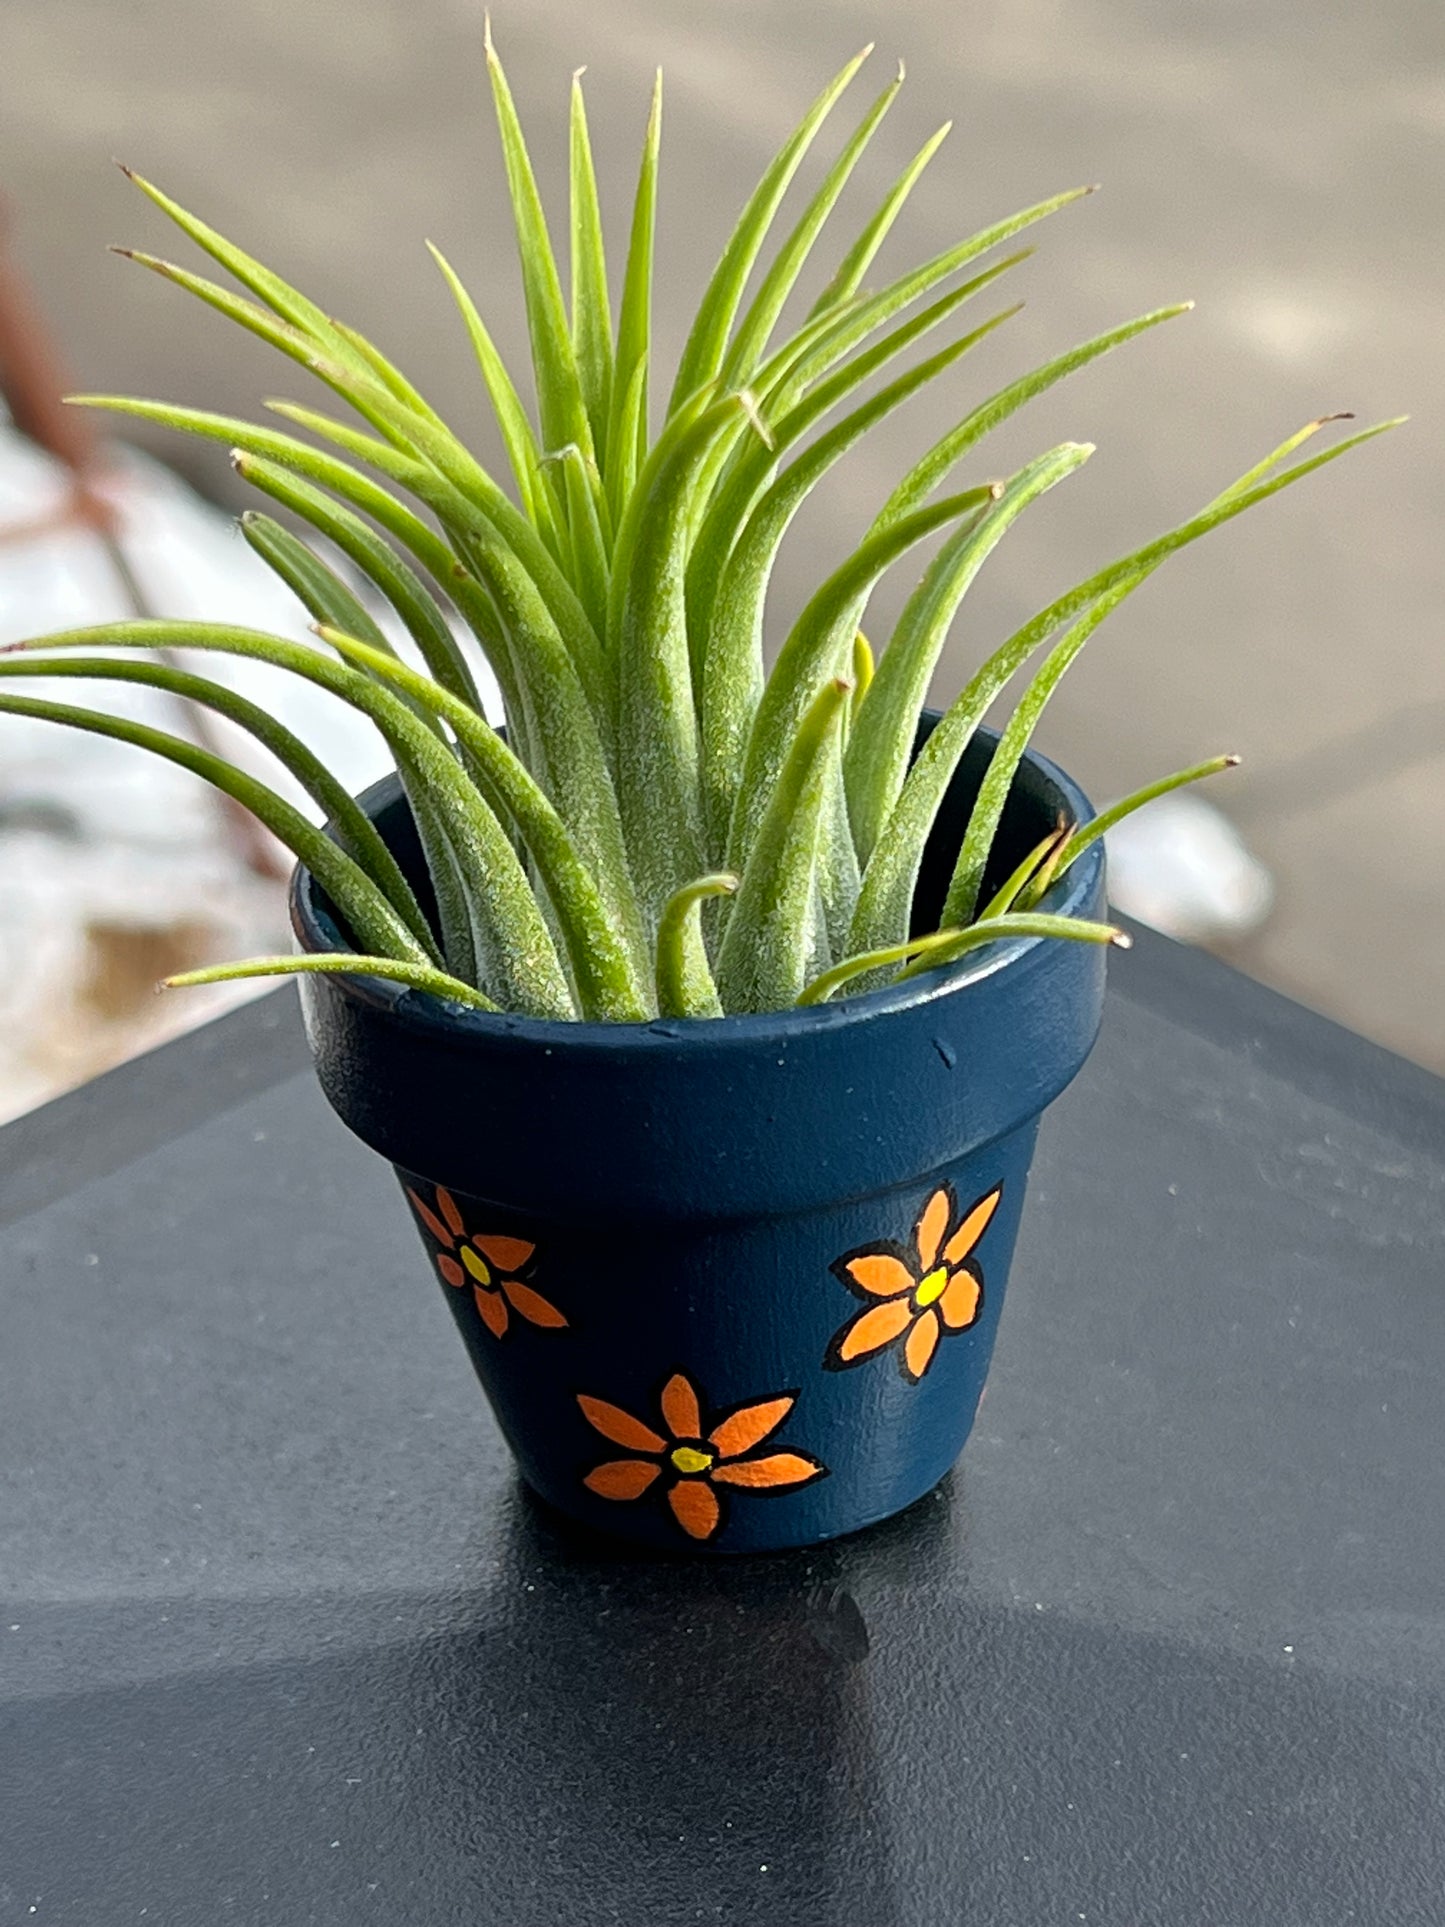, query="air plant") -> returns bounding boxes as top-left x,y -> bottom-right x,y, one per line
0,35 -> 1400,1021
